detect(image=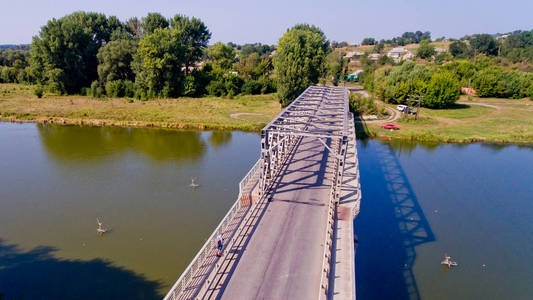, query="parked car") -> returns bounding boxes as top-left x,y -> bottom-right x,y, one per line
397,104 -> 417,115
381,123 -> 400,130
397,105 -> 407,112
